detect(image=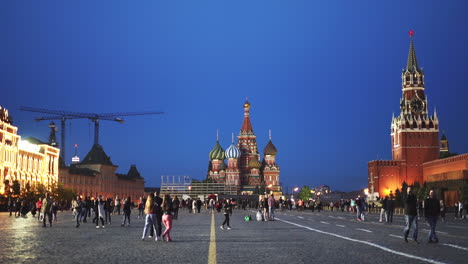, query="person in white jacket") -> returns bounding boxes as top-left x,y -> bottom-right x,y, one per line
96,195 -> 106,229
